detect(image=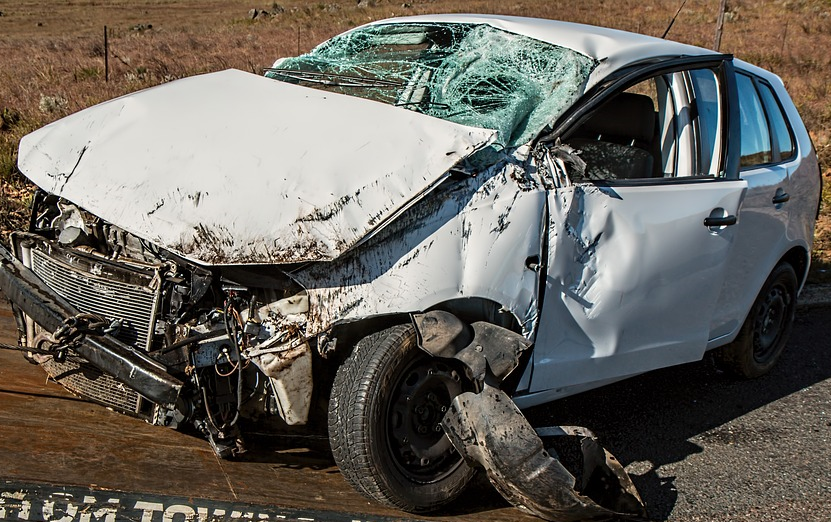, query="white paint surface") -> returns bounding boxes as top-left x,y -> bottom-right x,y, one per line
18,69 -> 496,265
